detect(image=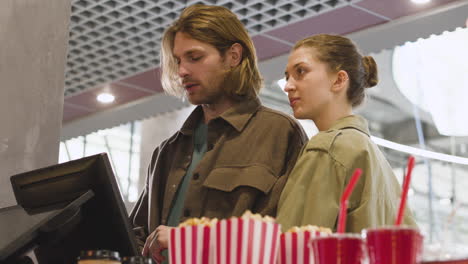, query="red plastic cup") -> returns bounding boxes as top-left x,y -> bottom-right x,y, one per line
310,234 -> 366,264
364,226 -> 423,264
